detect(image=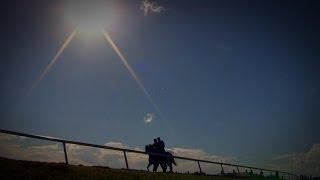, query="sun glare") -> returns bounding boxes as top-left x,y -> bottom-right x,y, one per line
63,1 -> 117,37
